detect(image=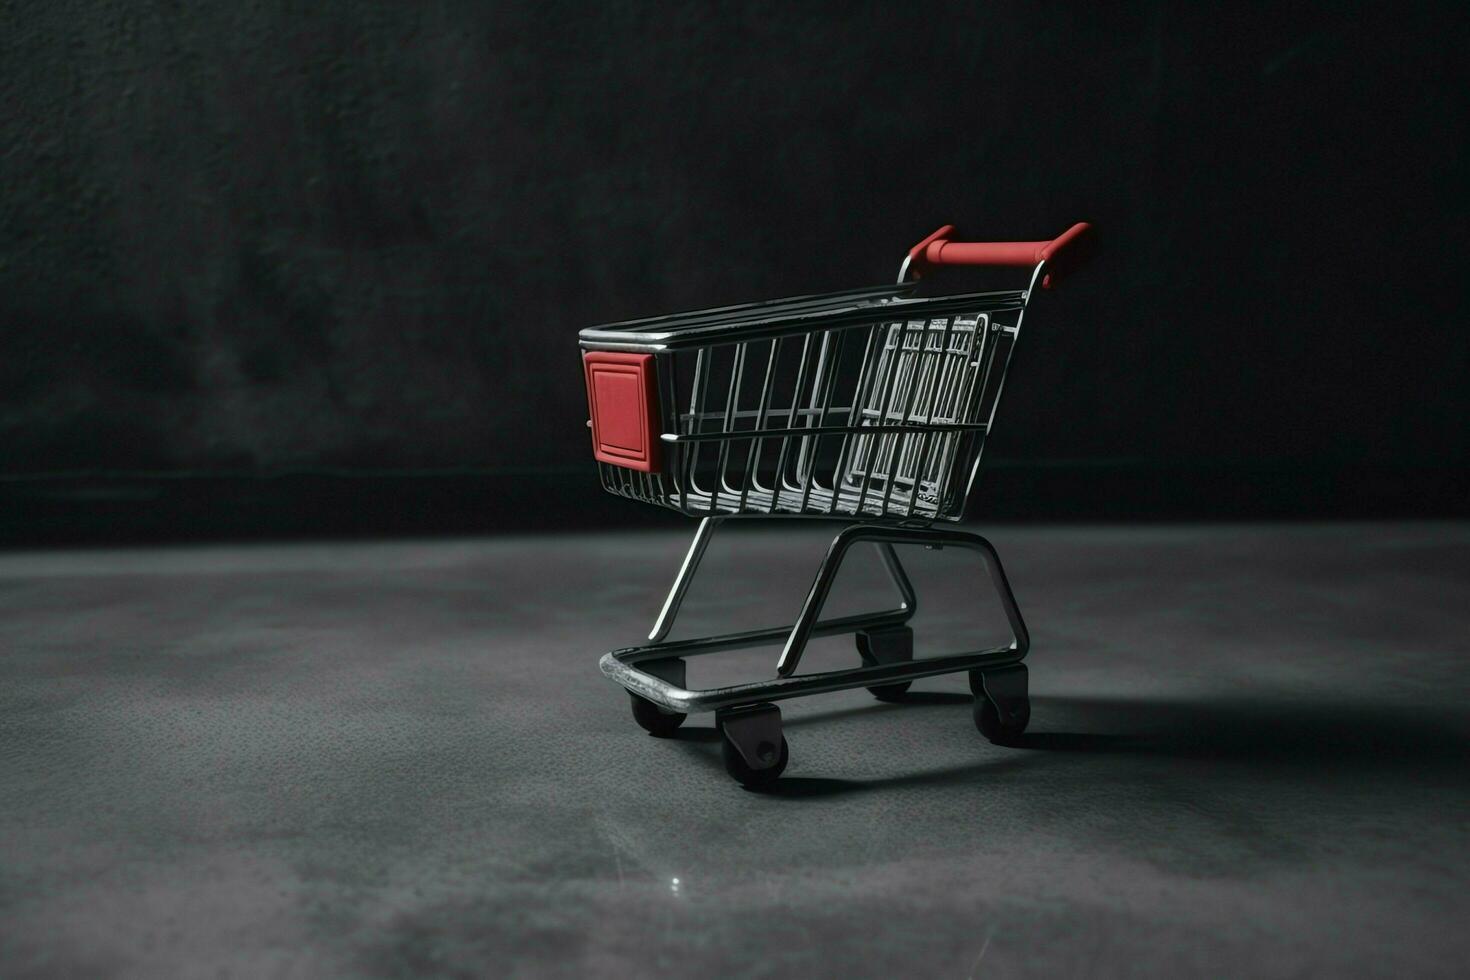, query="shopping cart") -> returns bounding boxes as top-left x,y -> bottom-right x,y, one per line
580,222 -> 1092,787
